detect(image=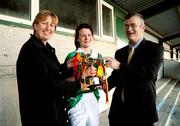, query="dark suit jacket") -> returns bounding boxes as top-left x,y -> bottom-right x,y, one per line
16,35 -> 76,126
108,39 -> 164,126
